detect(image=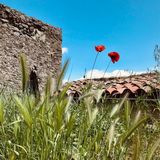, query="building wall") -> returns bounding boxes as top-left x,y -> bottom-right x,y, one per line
0,4 -> 62,92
